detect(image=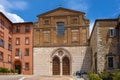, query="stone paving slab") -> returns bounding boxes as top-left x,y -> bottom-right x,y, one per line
24,76 -> 73,80
0,75 -> 23,80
